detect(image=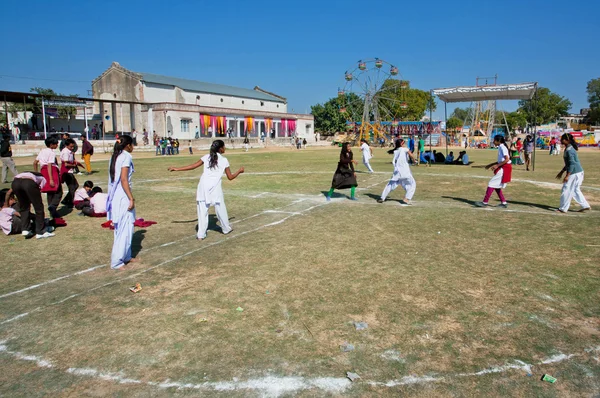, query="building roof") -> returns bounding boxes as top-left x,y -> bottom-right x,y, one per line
139,72 -> 286,103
